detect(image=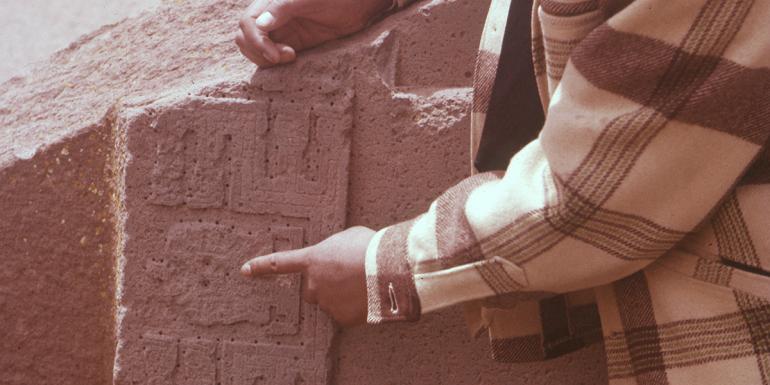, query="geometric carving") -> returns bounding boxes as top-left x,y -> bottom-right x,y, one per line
116,89 -> 352,385
139,335 -> 176,385
221,341 -> 311,385
178,339 -> 218,385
